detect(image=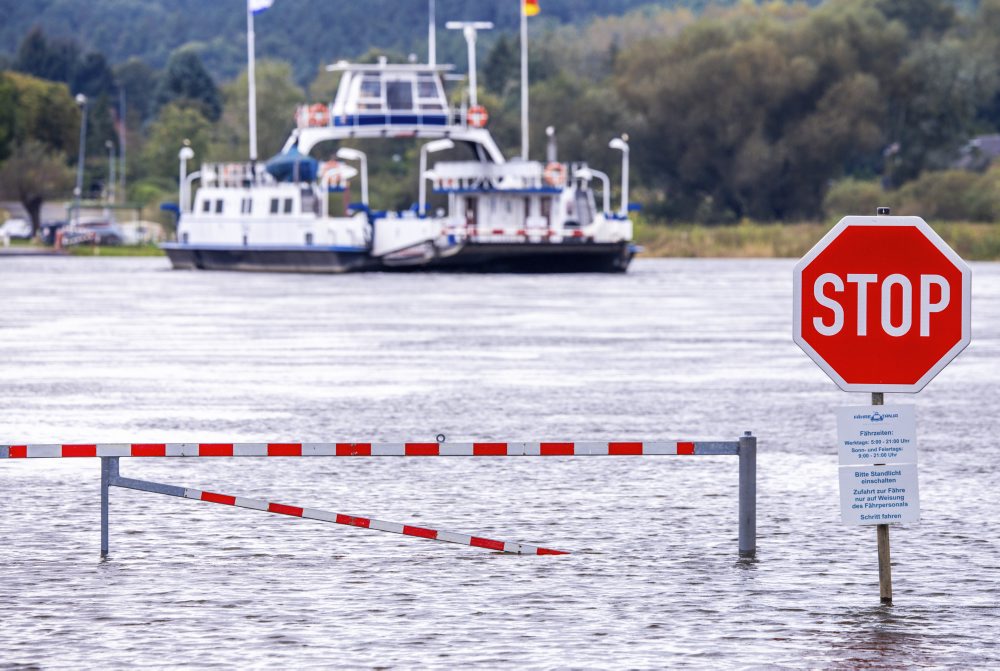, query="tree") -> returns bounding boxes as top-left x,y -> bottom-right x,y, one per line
0,71 -> 80,156
115,58 -> 160,124
0,140 -> 74,235
211,60 -> 304,161
72,52 -> 116,99
13,27 -> 80,85
156,49 -> 222,121
139,102 -> 213,185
